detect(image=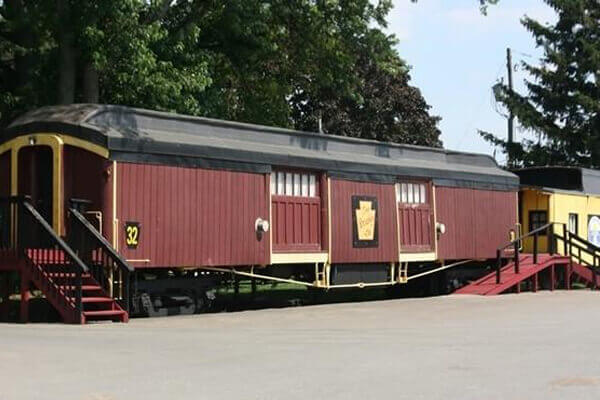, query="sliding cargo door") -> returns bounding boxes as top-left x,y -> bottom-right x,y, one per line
396,181 -> 434,253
